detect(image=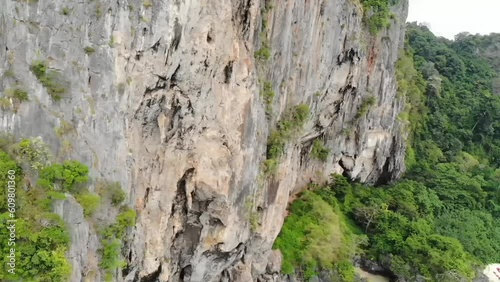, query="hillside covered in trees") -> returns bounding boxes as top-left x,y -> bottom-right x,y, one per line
274,23 -> 500,281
